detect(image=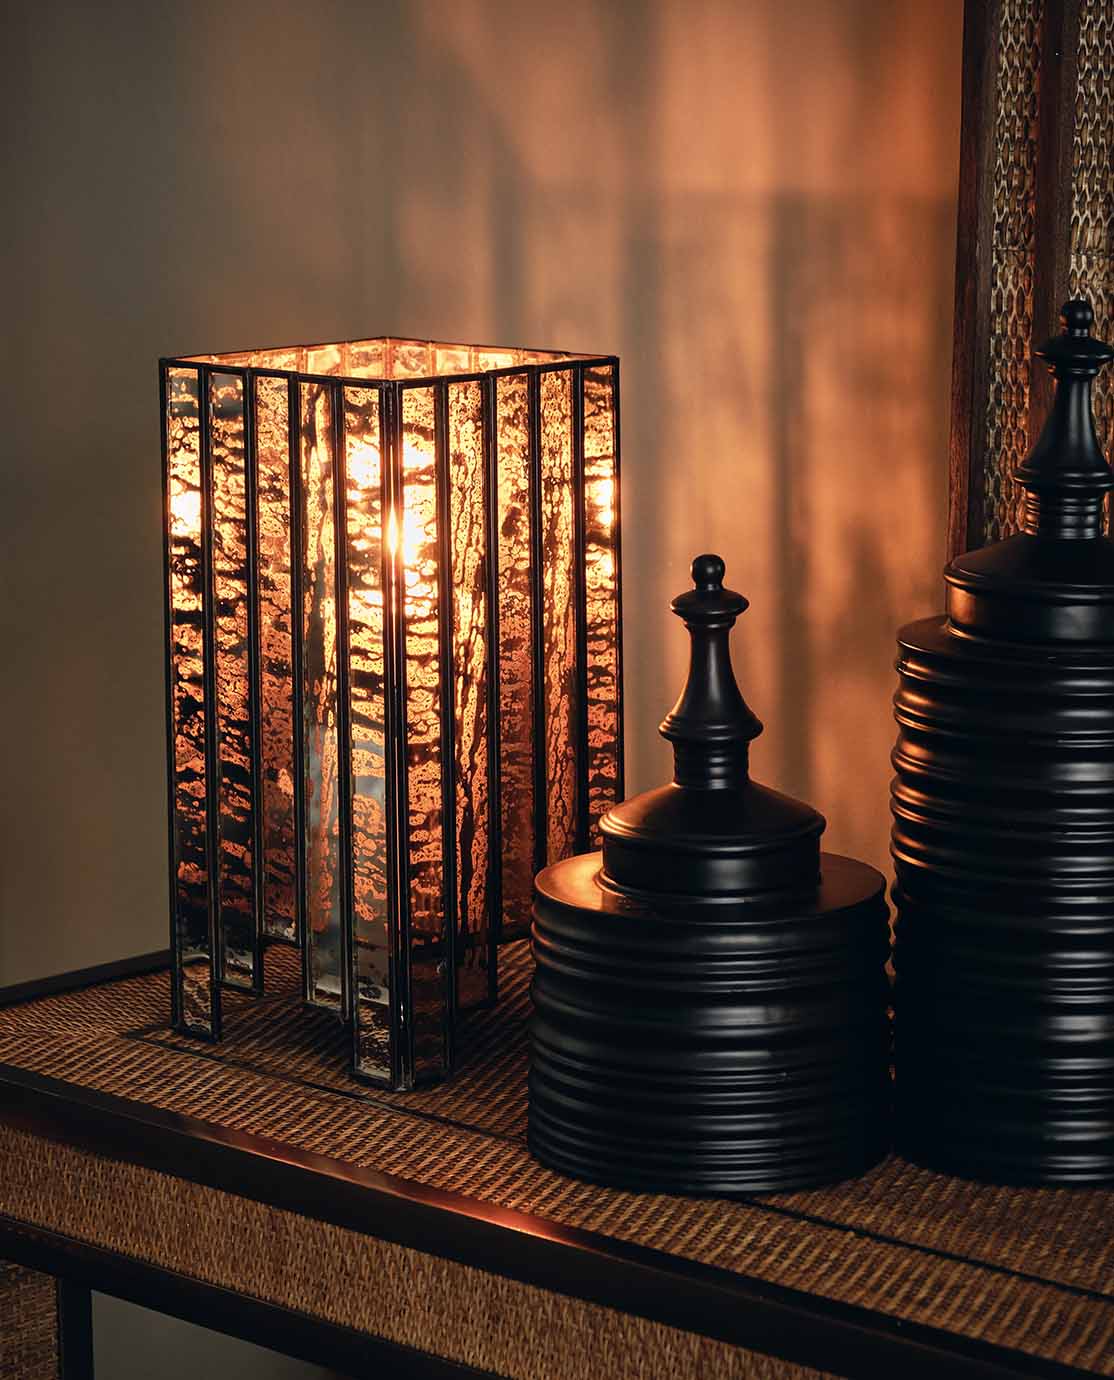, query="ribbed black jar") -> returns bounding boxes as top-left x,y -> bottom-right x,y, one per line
892,301 -> 1114,1185
529,556 -> 892,1194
